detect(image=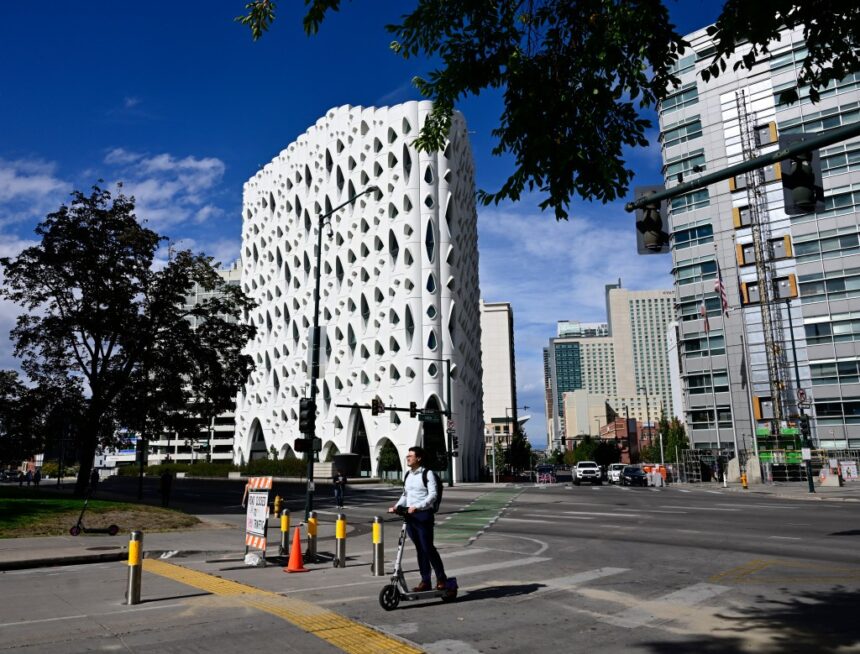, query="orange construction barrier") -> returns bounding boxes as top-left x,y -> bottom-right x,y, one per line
284,526 -> 309,573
